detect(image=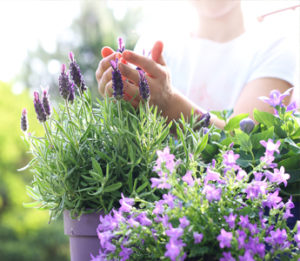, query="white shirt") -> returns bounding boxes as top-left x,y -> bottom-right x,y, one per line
135,24 -> 297,111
